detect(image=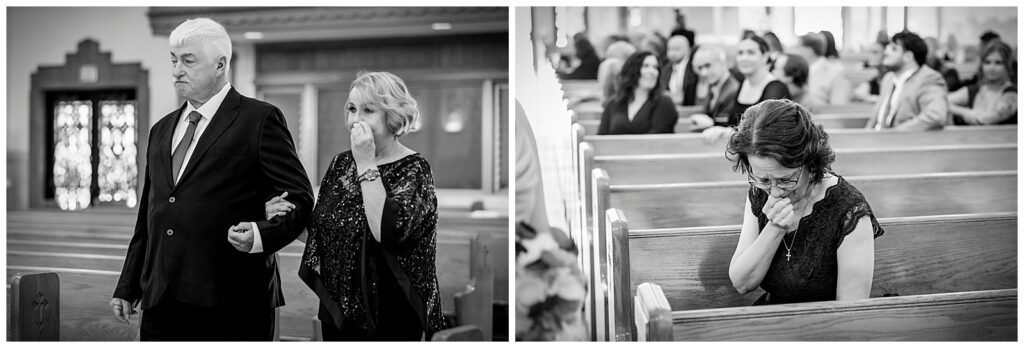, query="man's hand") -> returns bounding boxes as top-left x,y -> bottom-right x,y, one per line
228,222 -> 255,252
110,297 -> 138,325
690,114 -> 715,130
